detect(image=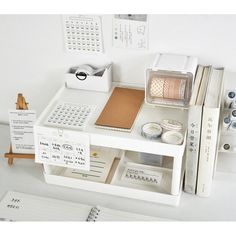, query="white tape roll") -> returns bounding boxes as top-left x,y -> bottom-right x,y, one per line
160,119 -> 183,131
161,130 -> 184,145
74,64 -> 106,81
75,65 -> 94,80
